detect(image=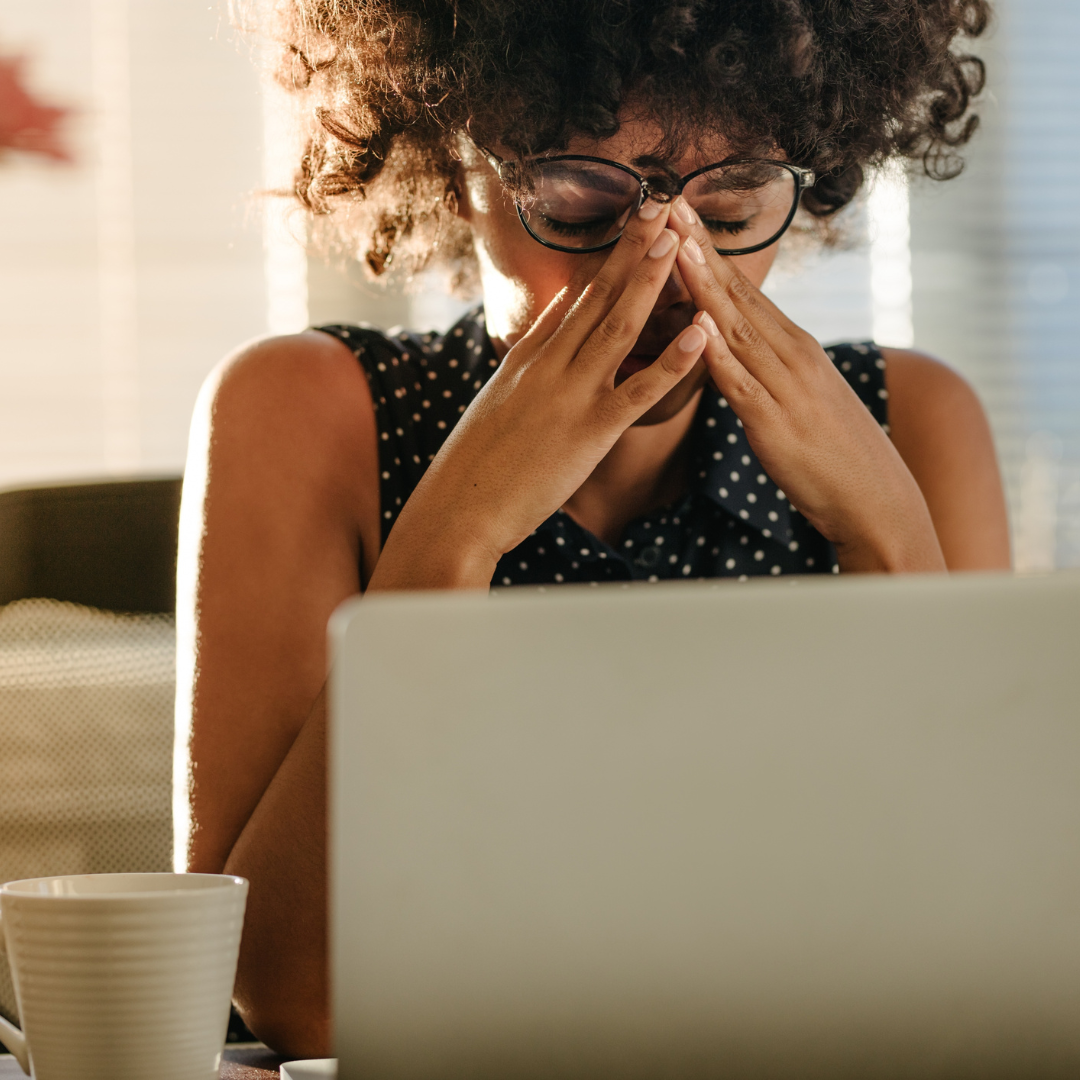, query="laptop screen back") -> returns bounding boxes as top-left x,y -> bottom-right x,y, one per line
331,573 -> 1080,1080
